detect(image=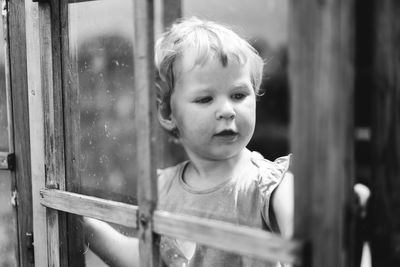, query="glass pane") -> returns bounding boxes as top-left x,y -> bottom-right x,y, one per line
68,0 -> 137,203
184,0 -> 290,160
0,16 -> 17,267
